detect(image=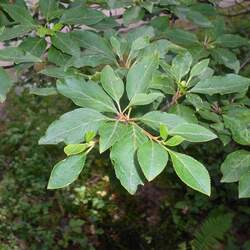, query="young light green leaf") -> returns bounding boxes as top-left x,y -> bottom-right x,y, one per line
190,74 -> 250,95
99,121 -> 125,153
48,154 -> 86,189
0,67 -> 13,103
169,123 -> 217,142
221,150 -> 250,183
137,140 -> 169,181
190,59 -> 210,79
126,53 -> 159,100
110,125 -> 148,194
39,108 -> 107,145
165,135 -> 184,147
169,151 -> 211,196
64,144 -> 87,156
85,131 -> 96,143
57,77 -> 118,113
100,65 -> 124,104
239,172 -> 250,198
60,7 -> 105,25
129,93 -> 163,107
171,52 -> 193,82
160,124 -> 168,140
